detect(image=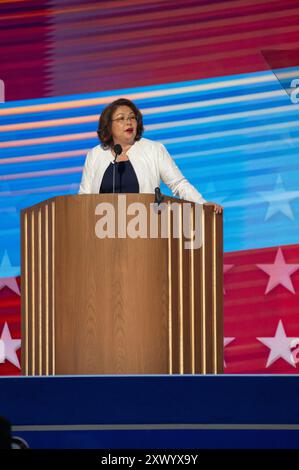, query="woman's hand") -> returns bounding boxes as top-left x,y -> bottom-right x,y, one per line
204,202 -> 223,214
